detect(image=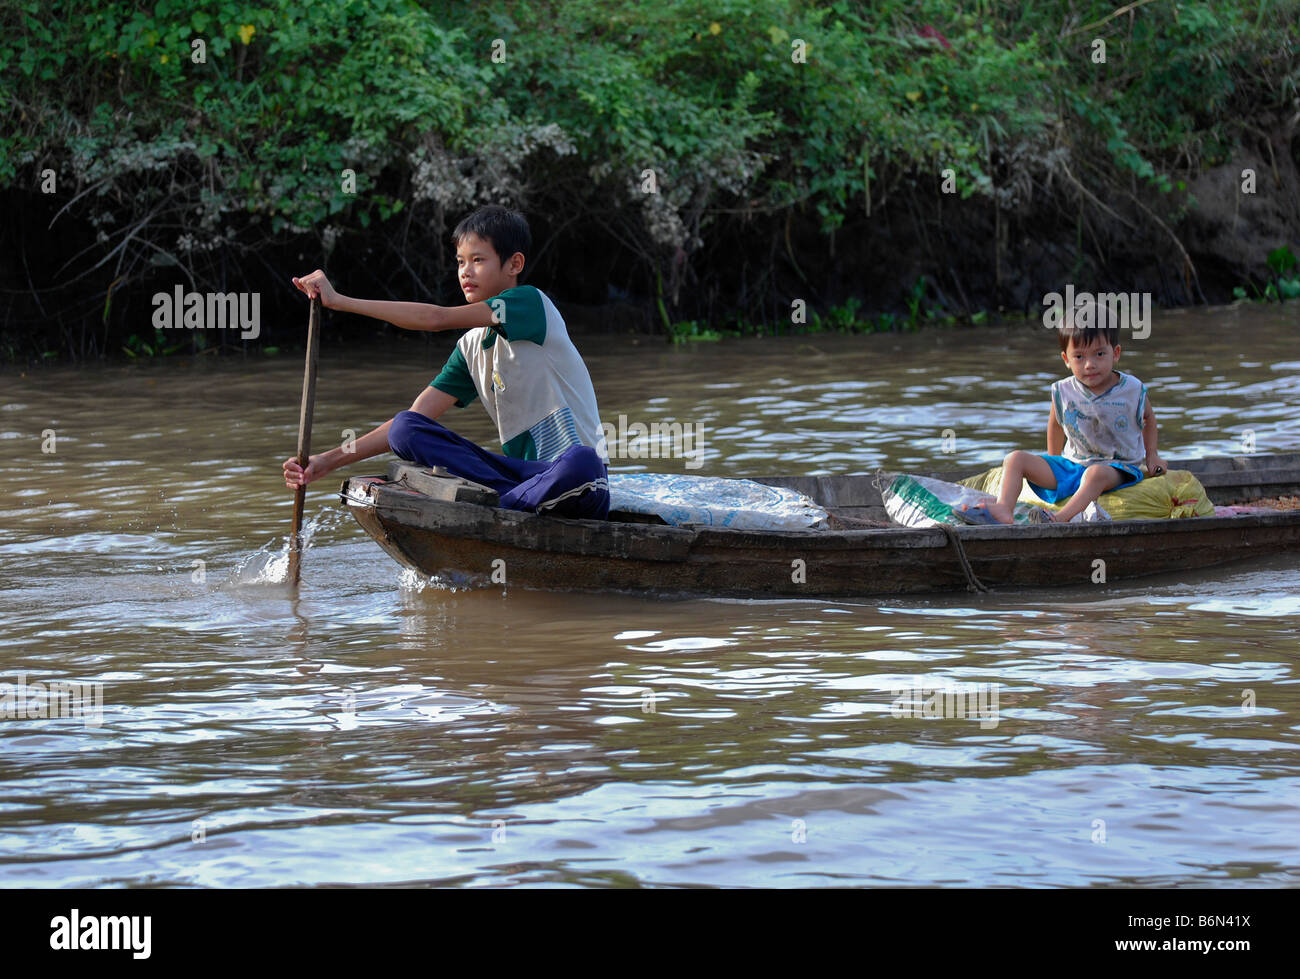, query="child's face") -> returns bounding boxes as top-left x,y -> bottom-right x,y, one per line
455,233 -> 522,303
1062,336 -> 1121,392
